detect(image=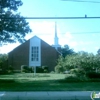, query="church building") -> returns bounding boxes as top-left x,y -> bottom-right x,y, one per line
8,22 -> 61,71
